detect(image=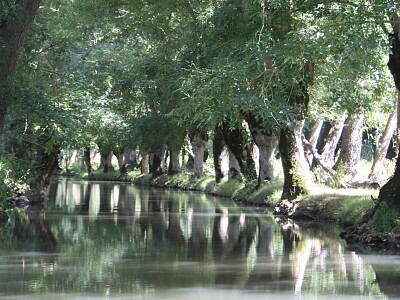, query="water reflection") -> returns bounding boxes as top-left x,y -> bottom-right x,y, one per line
0,179 -> 398,299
